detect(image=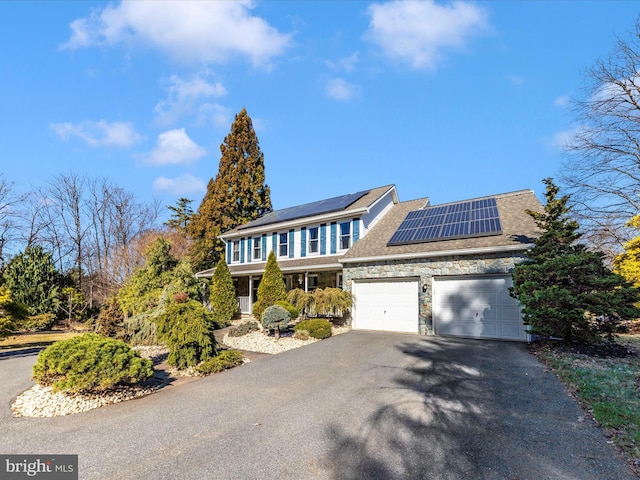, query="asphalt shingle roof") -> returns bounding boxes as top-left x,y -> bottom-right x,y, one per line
341,189 -> 542,262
